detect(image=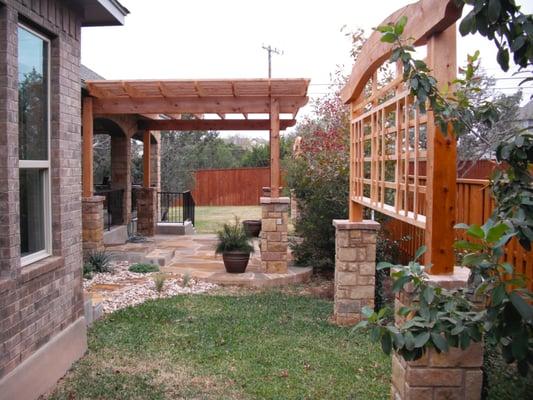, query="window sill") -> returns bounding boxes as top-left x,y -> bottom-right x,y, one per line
19,256 -> 64,284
